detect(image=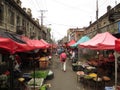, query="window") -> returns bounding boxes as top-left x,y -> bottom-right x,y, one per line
8,9 -> 14,25
22,19 -> 26,28
0,5 -> 4,24
16,16 -> 20,26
